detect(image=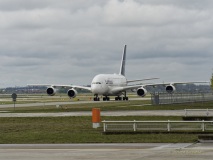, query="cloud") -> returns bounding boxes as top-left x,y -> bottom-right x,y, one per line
0,0 -> 212,87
